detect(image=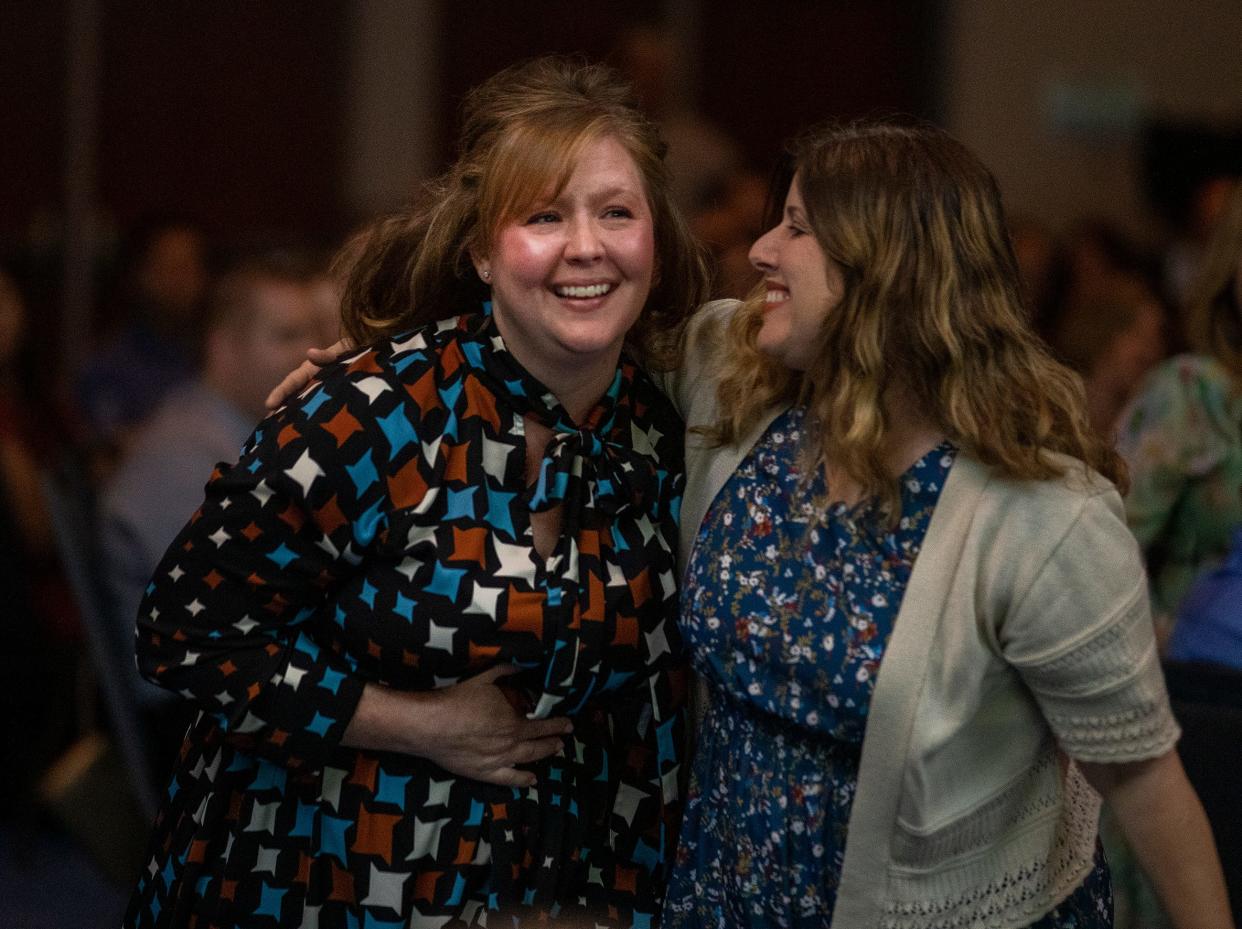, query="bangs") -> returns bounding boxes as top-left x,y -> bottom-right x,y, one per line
477,117 -> 611,242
